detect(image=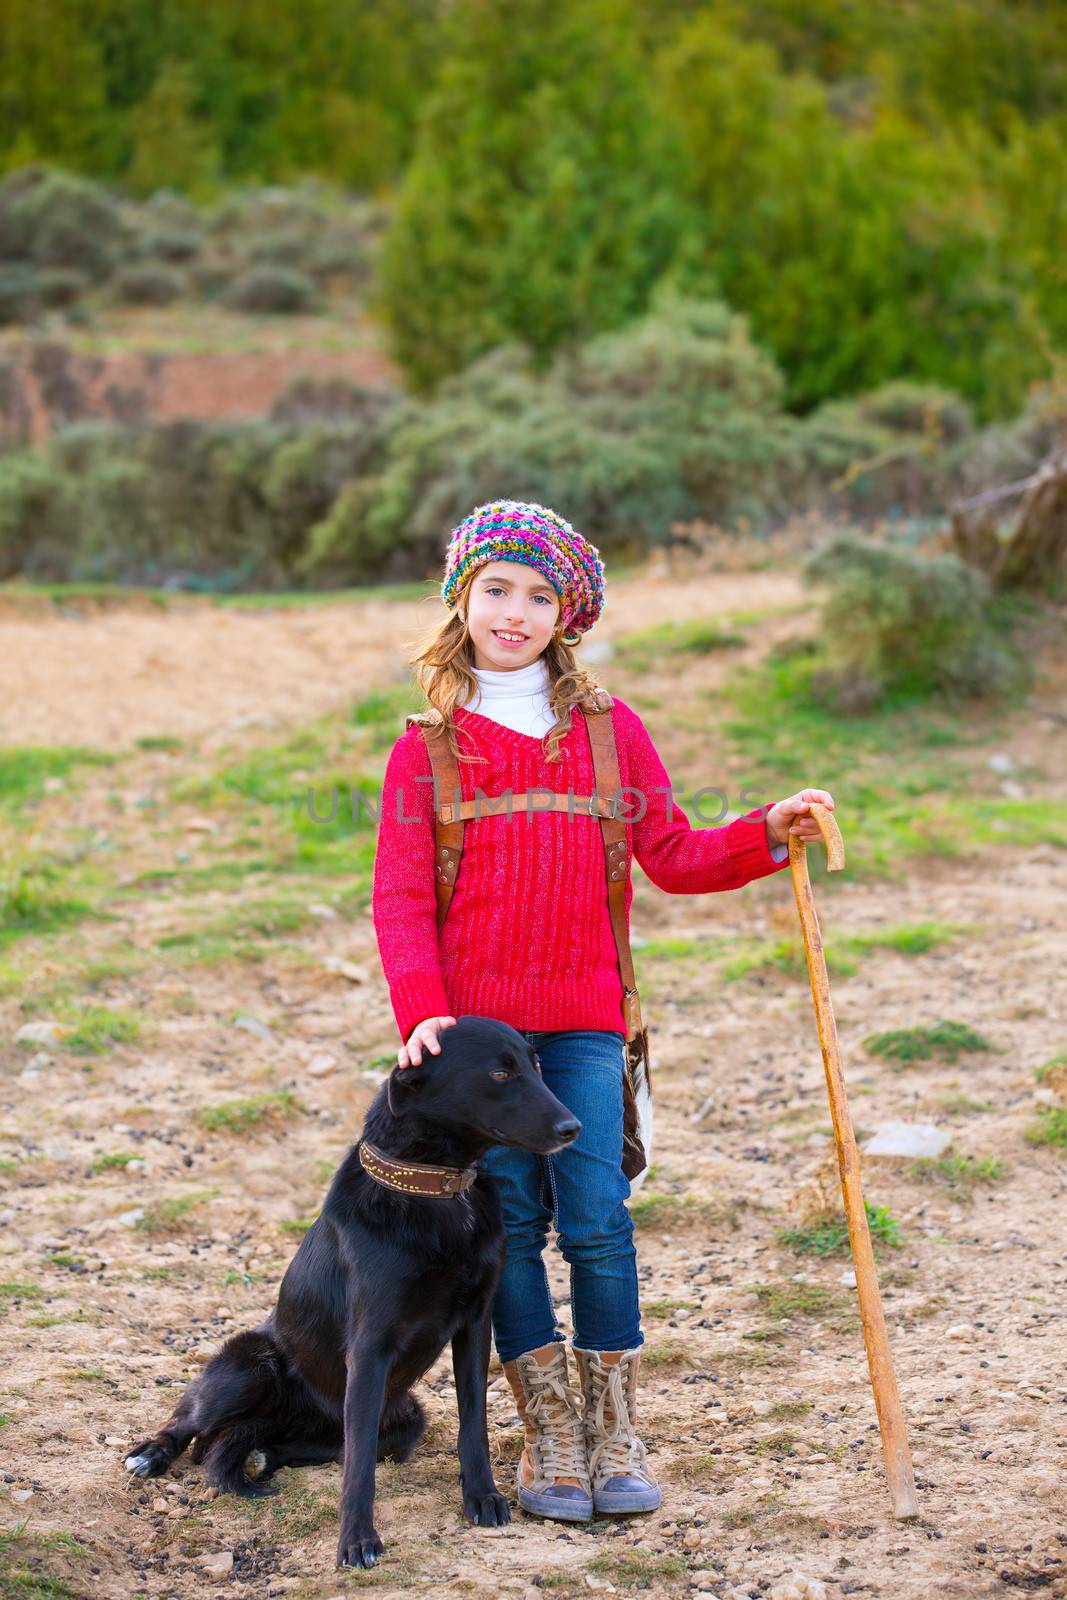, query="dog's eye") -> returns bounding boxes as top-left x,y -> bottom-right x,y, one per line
489,1068 -> 512,1082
